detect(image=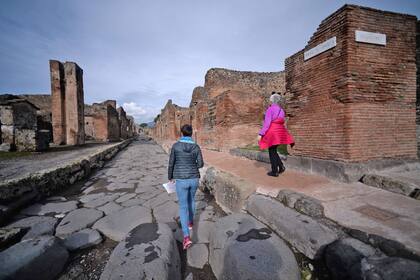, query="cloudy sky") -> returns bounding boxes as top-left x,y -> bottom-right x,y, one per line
1,1 -> 419,123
